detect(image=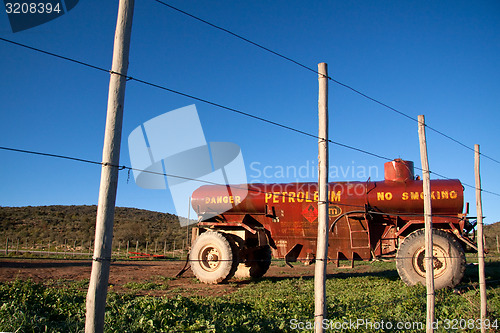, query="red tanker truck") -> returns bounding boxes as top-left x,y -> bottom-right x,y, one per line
186,159 -> 477,289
